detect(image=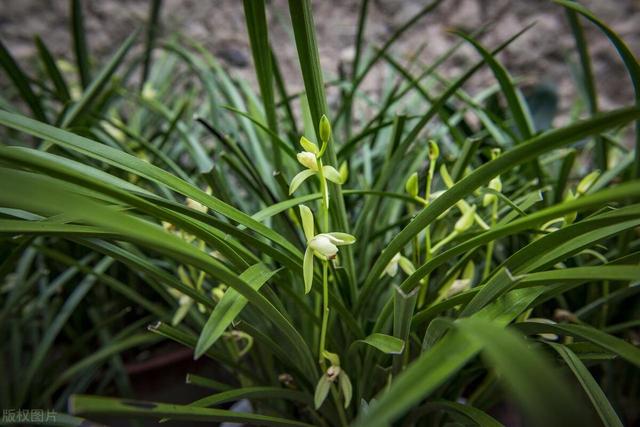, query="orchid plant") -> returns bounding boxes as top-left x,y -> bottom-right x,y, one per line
291,116 -> 356,411
1,1 -> 639,426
